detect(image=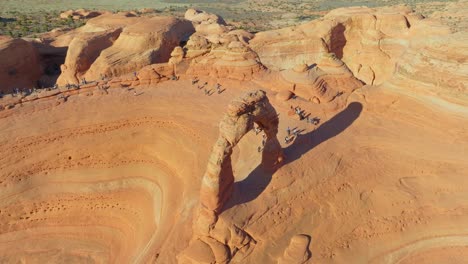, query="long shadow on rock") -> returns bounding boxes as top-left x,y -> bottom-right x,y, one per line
223,102 -> 363,212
